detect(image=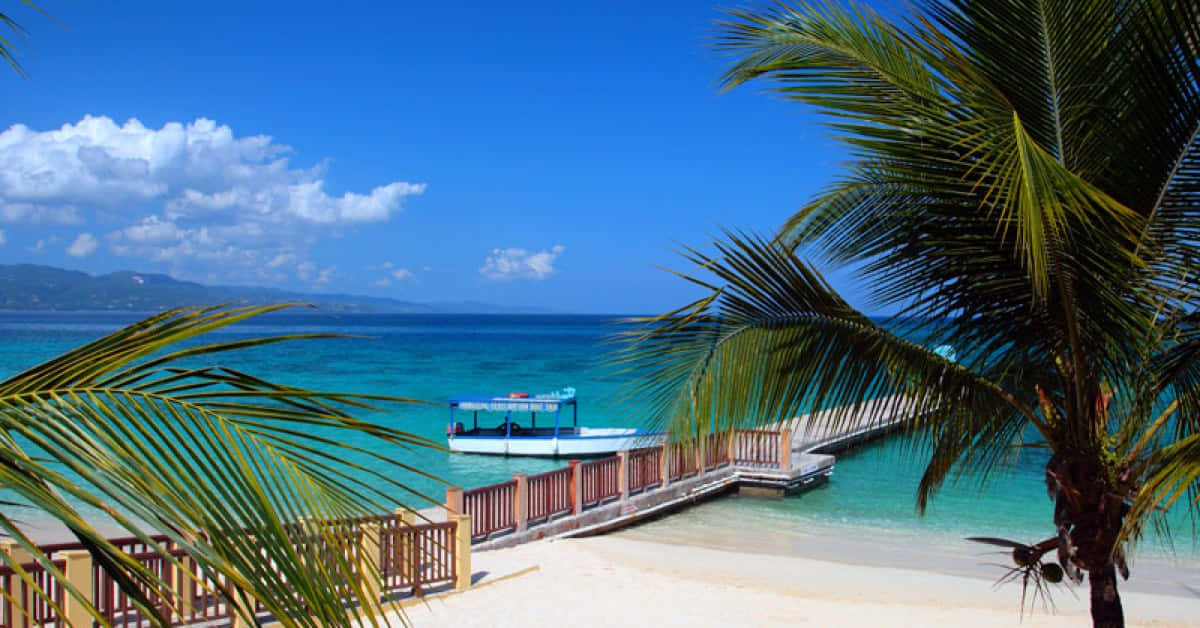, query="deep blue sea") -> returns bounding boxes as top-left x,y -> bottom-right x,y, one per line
2,311 -> 1196,562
